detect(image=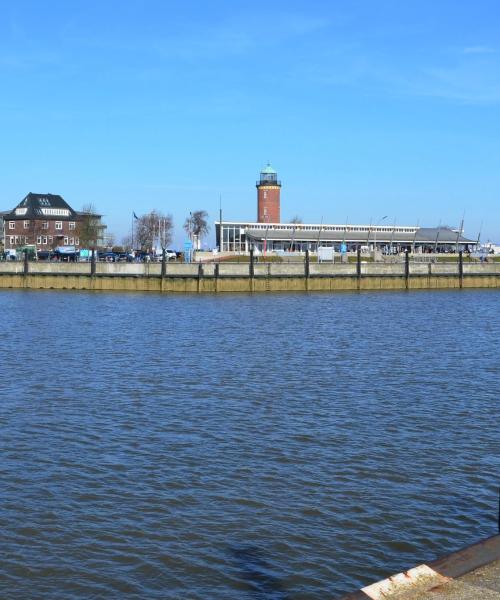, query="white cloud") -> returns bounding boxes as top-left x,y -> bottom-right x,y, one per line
463,46 -> 496,55
303,44 -> 500,105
